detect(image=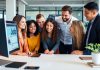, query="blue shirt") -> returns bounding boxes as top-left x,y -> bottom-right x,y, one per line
55,16 -> 78,45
